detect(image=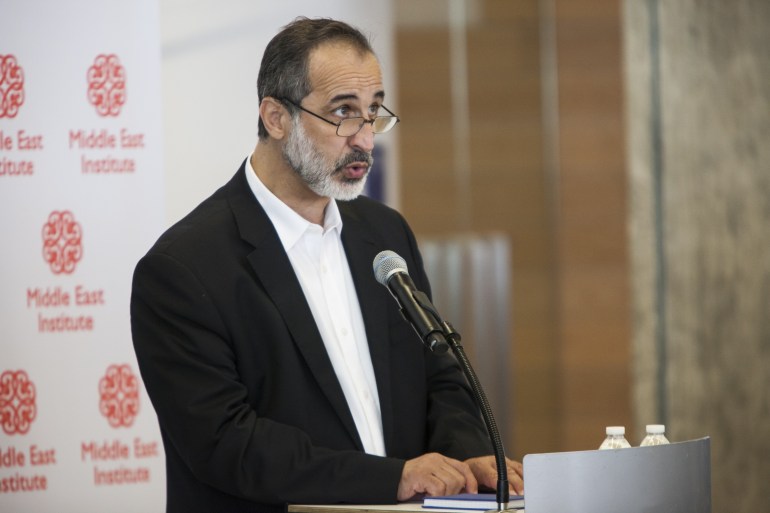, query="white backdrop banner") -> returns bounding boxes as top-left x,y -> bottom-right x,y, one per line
1,1 -> 166,511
